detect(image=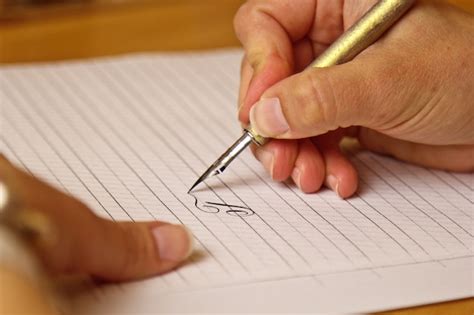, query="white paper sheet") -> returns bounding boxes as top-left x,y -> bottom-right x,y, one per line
0,50 -> 472,313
